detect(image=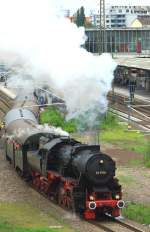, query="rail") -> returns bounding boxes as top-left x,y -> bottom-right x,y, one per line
89,219 -> 146,232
